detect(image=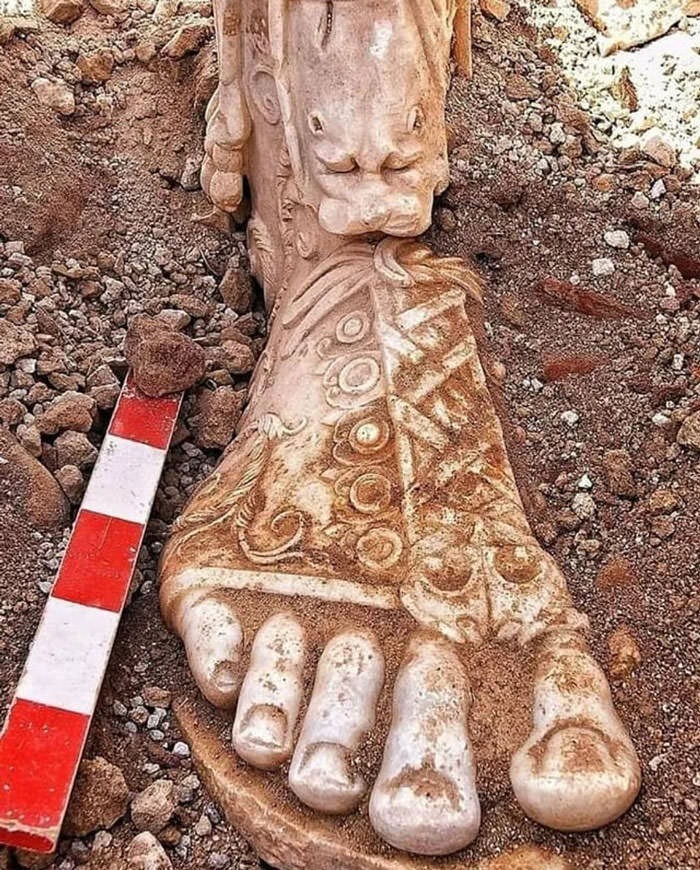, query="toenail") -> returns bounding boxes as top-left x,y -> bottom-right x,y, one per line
213,661 -> 239,690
